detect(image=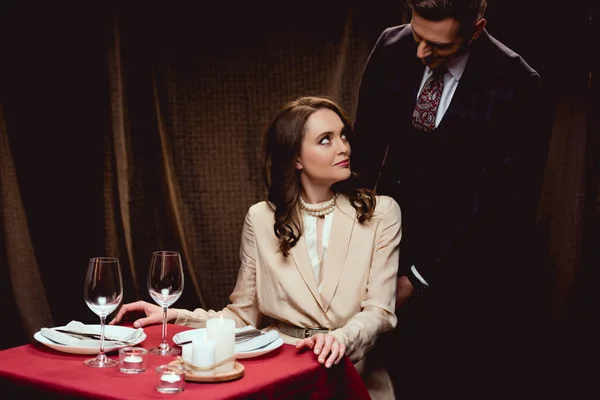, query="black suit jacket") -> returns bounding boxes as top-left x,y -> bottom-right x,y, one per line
353,25 -> 552,307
